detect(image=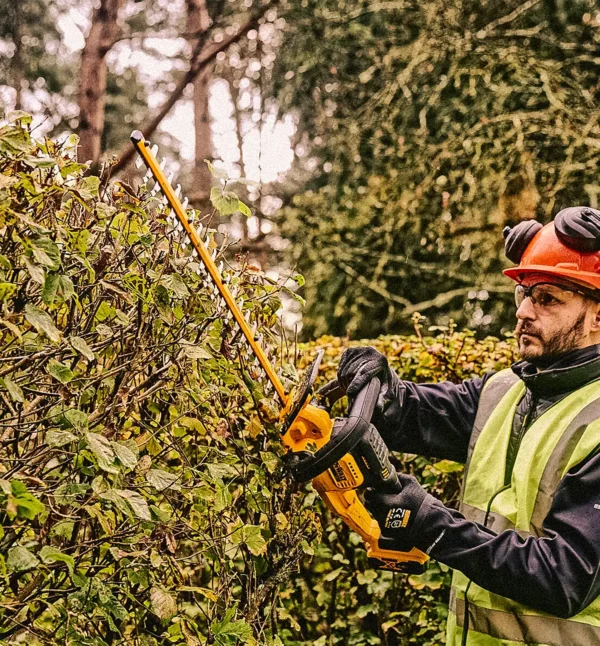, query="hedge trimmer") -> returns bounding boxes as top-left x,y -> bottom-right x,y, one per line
130,130 -> 428,573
